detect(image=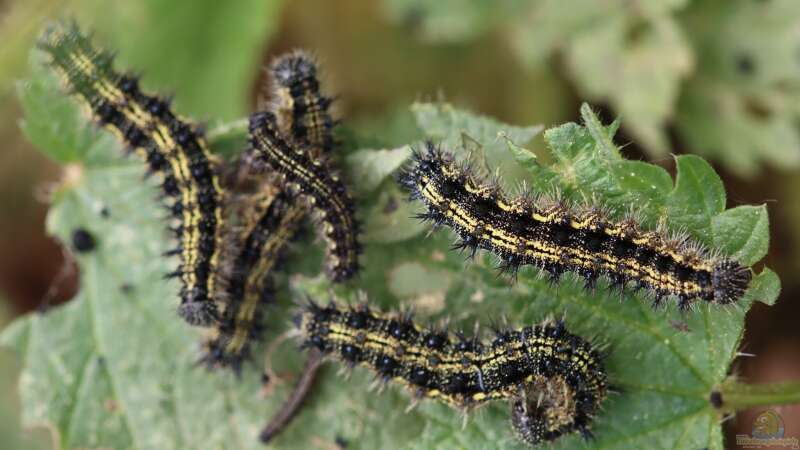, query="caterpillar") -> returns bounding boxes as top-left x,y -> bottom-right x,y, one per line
399,142 -> 752,310
294,300 -> 608,446
202,48 -> 341,370
39,22 -> 225,326
269,51 -> 336,155
202,185 -> 304,372
247,111 -> 360,282
201,49 -> 345,371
